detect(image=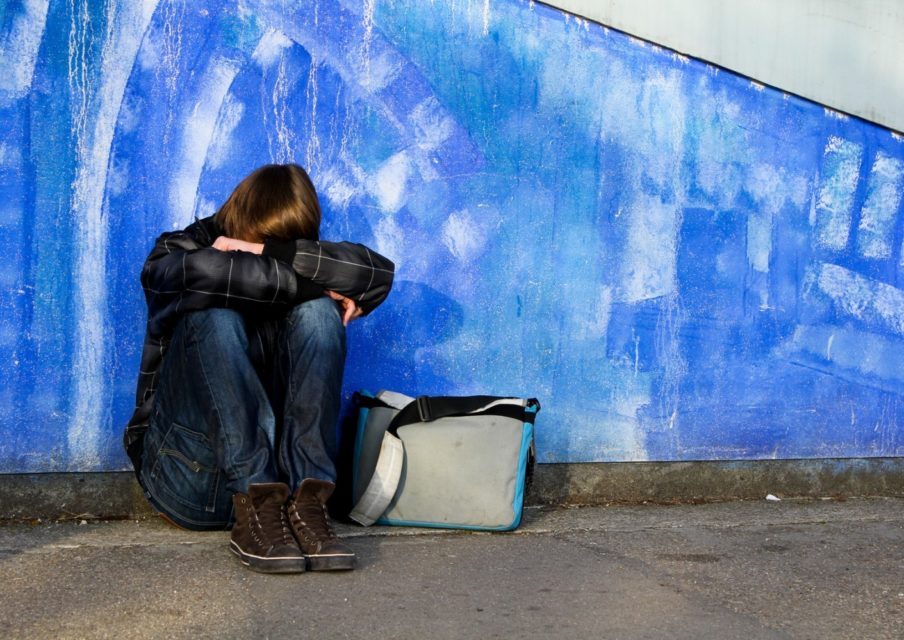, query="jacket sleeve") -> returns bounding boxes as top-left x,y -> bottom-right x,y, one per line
142,230 -> 320,339
263,239 -> 395,314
